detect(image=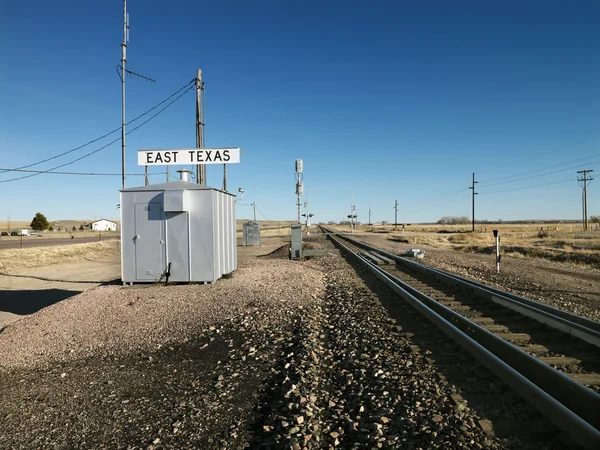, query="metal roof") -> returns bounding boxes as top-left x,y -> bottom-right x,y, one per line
120,181 -> 235,196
